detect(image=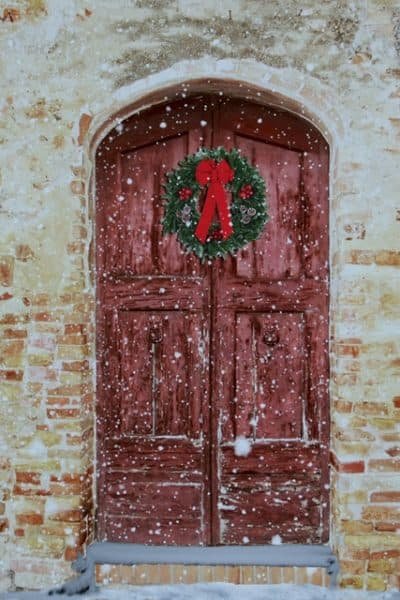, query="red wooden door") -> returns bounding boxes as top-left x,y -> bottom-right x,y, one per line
96,95 -> 329,546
